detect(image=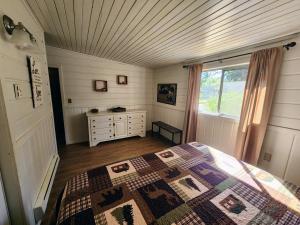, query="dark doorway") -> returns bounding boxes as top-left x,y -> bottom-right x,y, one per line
48,67 -> 66,147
